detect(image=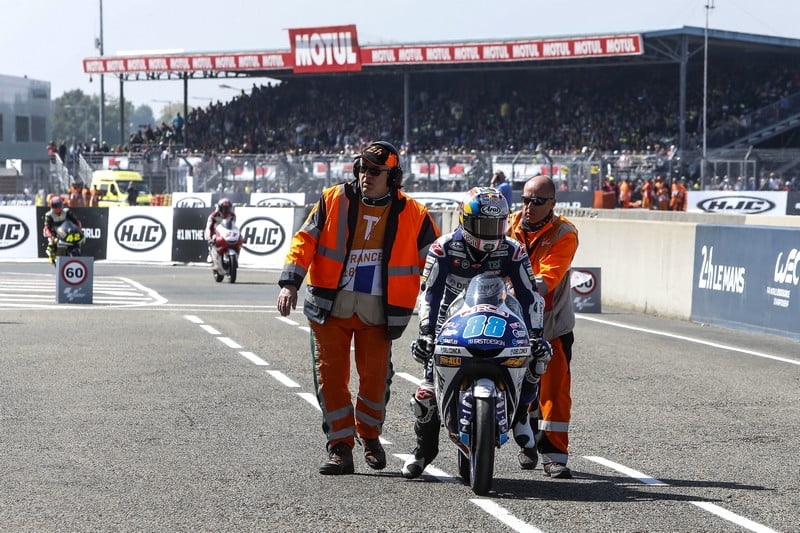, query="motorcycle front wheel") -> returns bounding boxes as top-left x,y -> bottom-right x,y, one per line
470,395 -> 496,496
228,254 -> 237,283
